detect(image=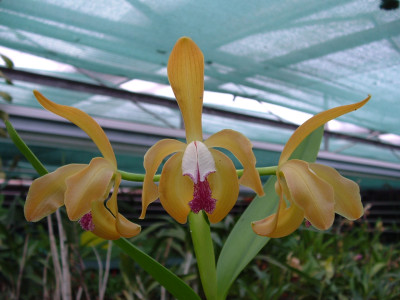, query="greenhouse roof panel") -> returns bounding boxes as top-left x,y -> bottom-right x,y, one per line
0,0 -> 400,187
